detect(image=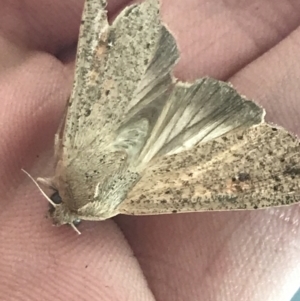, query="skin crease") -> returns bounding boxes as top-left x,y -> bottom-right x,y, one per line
0,0 -> 300,300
